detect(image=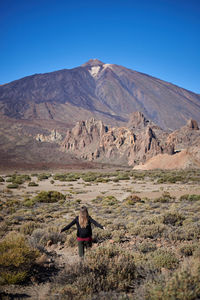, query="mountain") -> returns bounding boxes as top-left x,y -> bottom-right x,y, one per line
0,59 -> 200,130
